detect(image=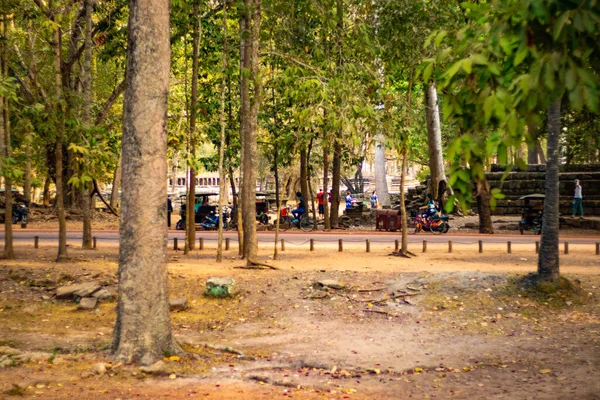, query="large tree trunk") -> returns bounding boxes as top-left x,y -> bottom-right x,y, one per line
538,99 -> 561,282
322,144 -> 330,230
374,133 -> 390,207
425,83 -> 445,199
185,2 -> 201,254
112,0 -> 177,365
1,17 -> 13,258
240,0 -> 261,264
330,0 -> 344,229
527,124 -> 539,164
81,0 -> 94,250
53,15 -> 68,261
476,179 -> 494,234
